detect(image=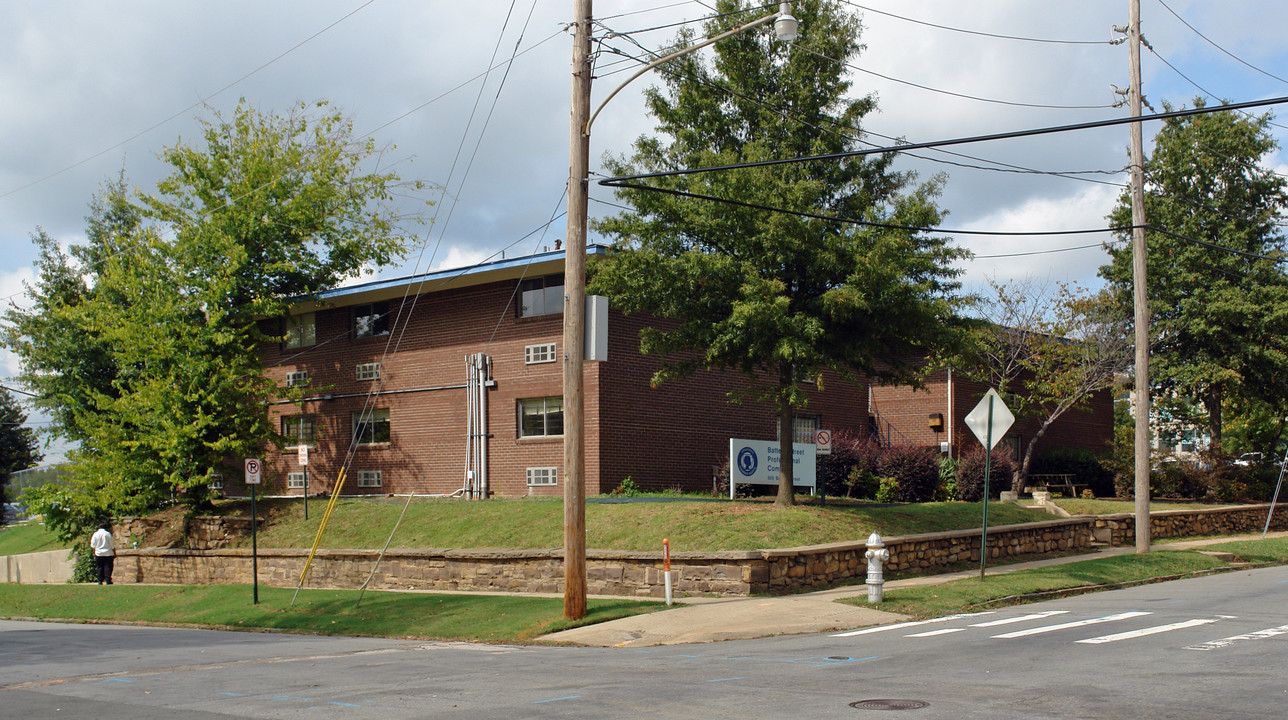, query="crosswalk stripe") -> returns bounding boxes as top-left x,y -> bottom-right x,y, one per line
1185,623 -> 1288,651
969,611 -> 1069,628
904,628 -> 965,637
992,611 -> 1151,639
1076,618 -> 1220,644
831,612 -> 995,638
